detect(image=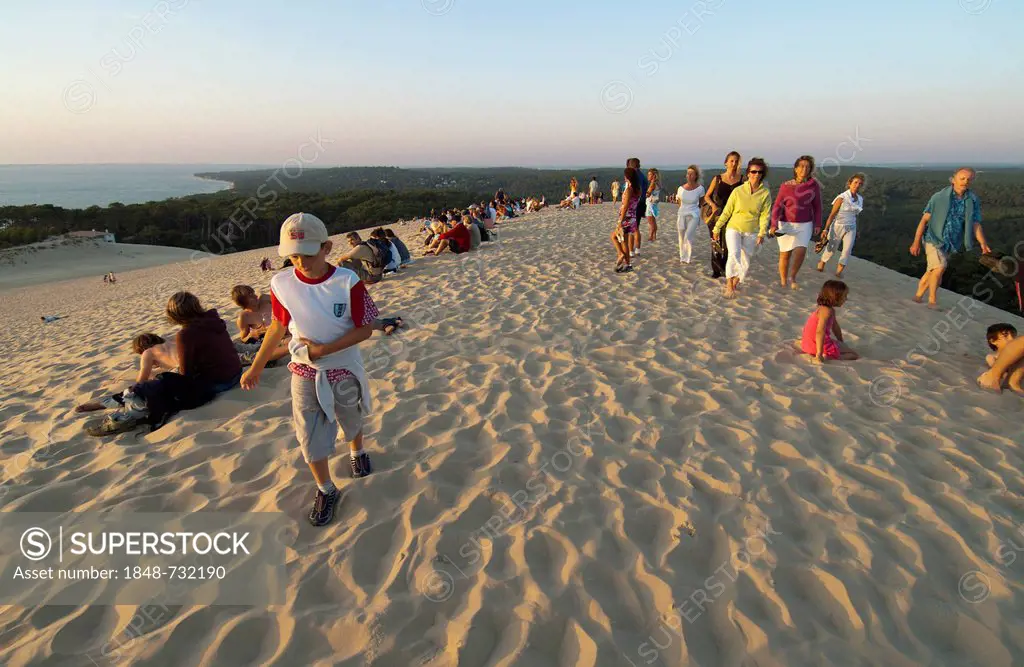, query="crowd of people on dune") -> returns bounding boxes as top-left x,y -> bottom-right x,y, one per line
589,155 -> 1022,386
75,187 -> 545,526
69,161 -> 1024,528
